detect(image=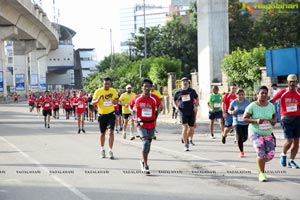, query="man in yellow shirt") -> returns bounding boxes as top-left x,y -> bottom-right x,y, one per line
151,84 -> 163,139
92,77 -> 119,159
119,84 -> 136,140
